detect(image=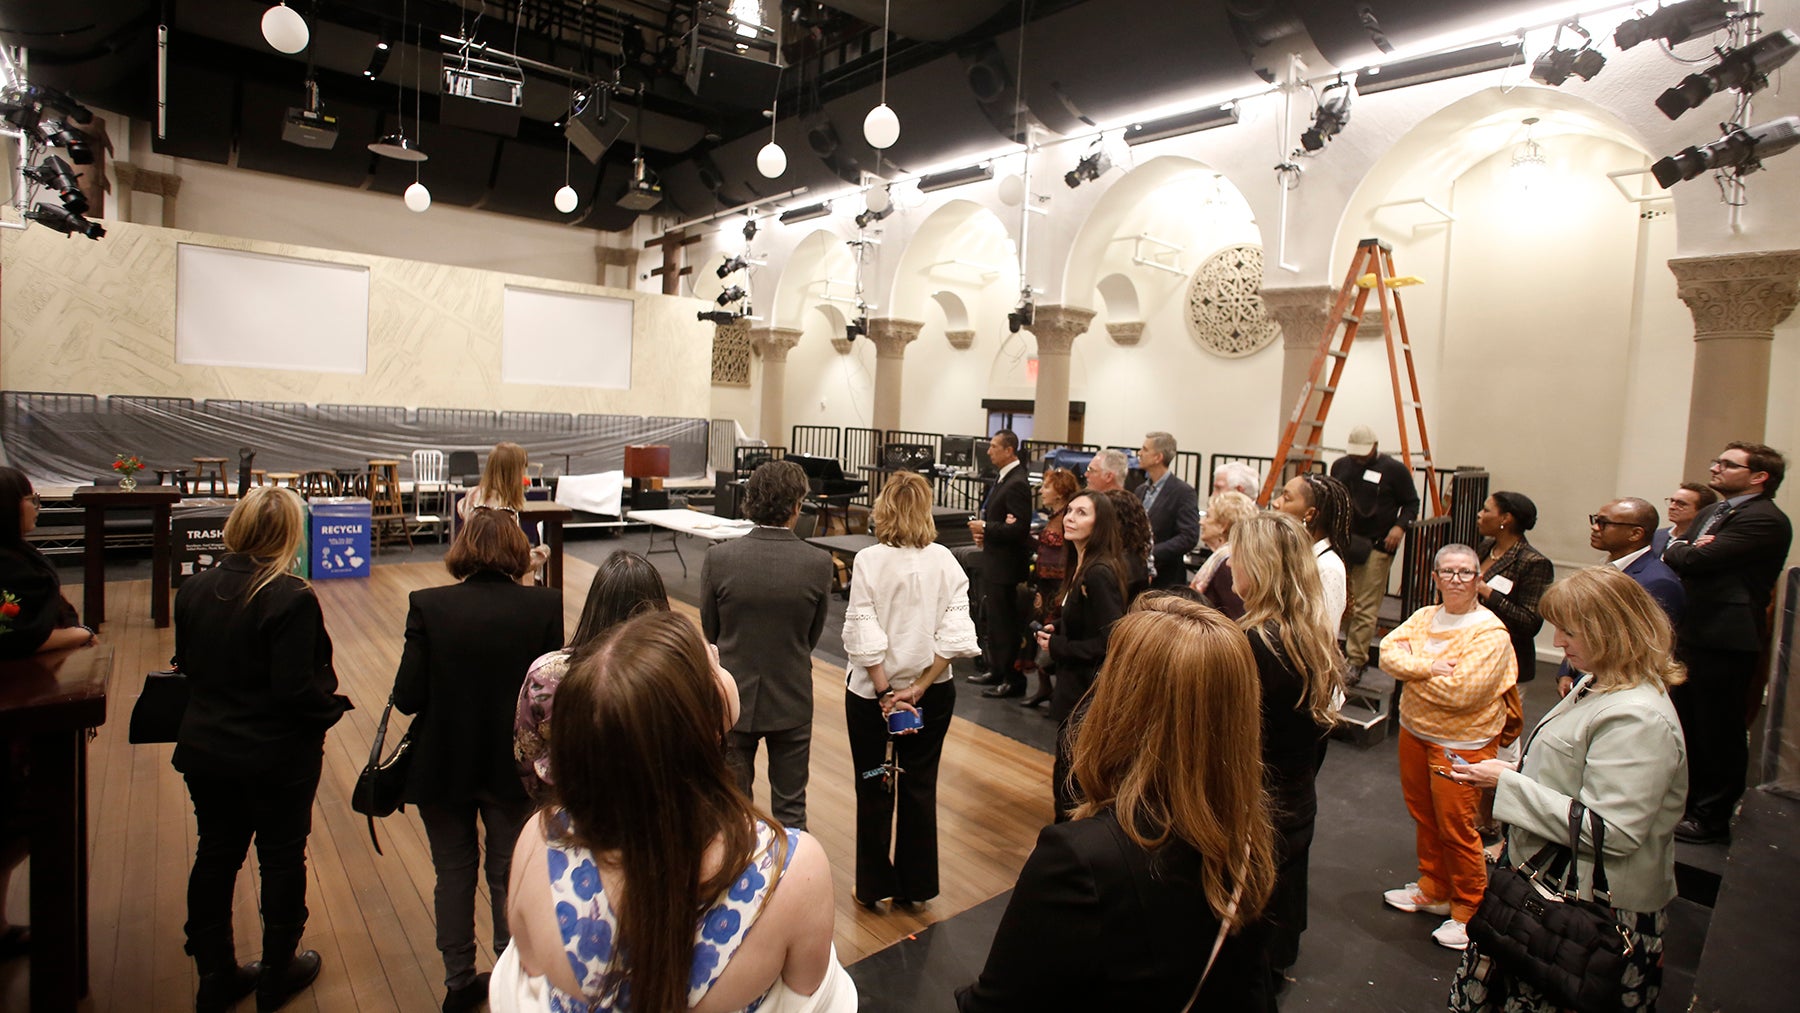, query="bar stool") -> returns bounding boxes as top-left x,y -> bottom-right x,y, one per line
192,457 -> 229,495
152,466 -> 189,493
265,471 -> 301,489
251,469 -> 268,487
297,469 -> 342,499
368,459 -> 412,551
